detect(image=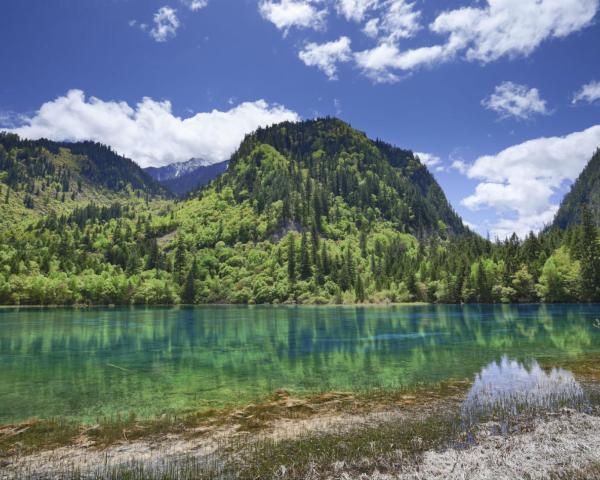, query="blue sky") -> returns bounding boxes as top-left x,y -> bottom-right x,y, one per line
1,0 -> 600,237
